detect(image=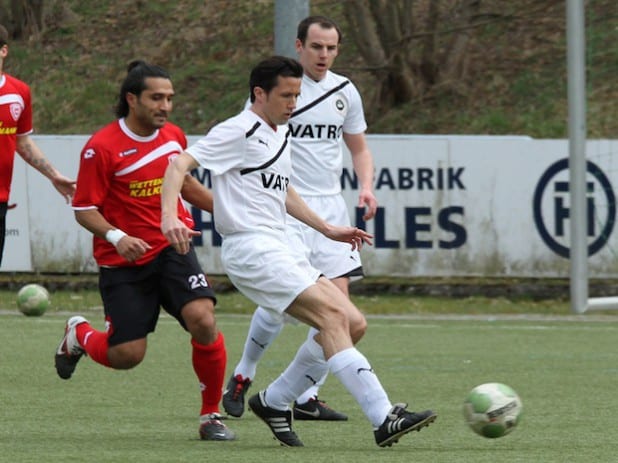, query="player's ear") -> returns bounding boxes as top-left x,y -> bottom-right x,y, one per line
253,86 -> 266,102
126,92 -> 138,109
